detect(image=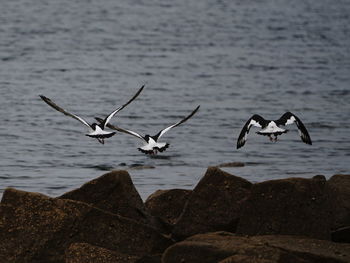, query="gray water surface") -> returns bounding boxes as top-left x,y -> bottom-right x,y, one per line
1,0 -> 349,199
